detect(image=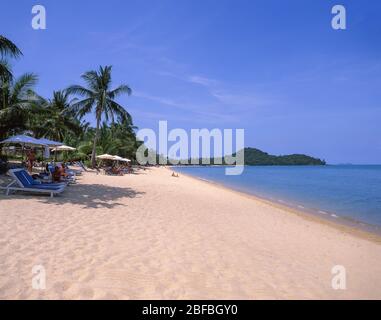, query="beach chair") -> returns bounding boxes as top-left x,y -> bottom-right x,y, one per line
75,161 -> 88,172
61,163 -> 81,177
64,163 -> 82,176
0,169 -> 66,198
